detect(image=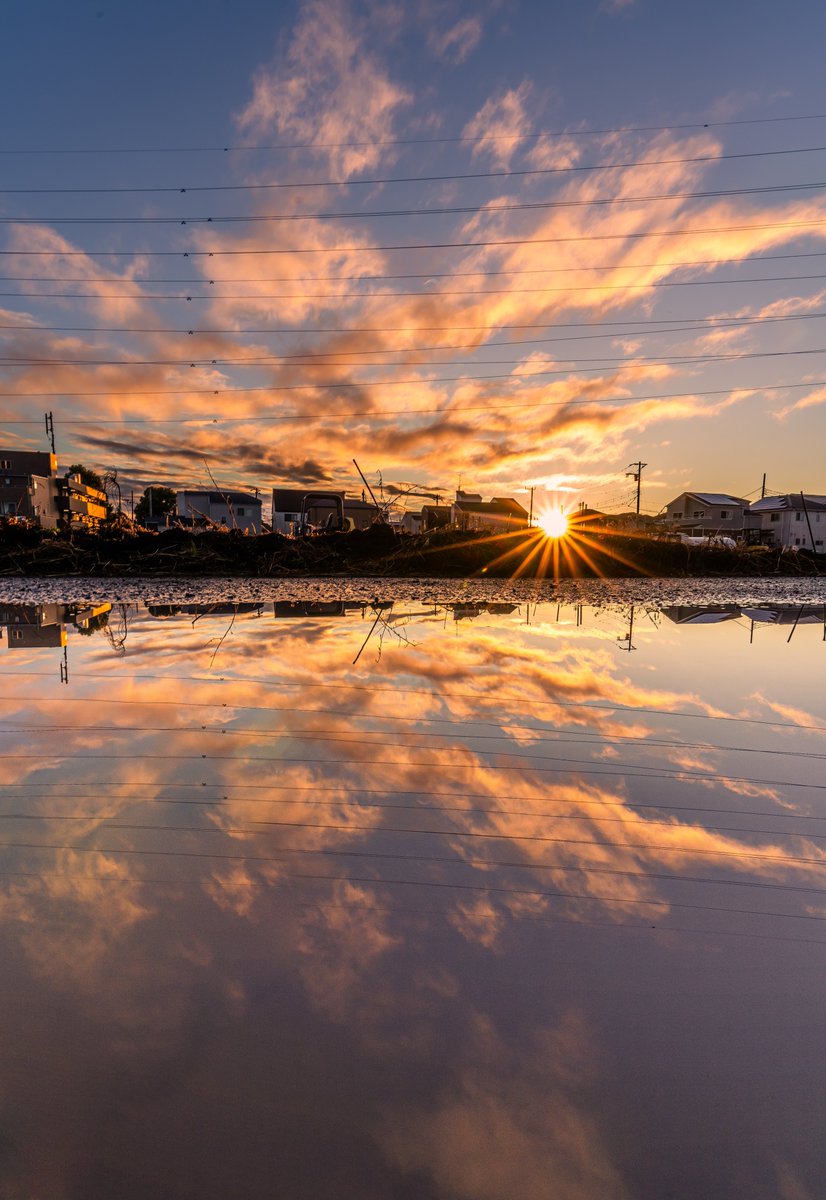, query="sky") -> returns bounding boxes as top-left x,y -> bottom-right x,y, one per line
1,0 -> 826,514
